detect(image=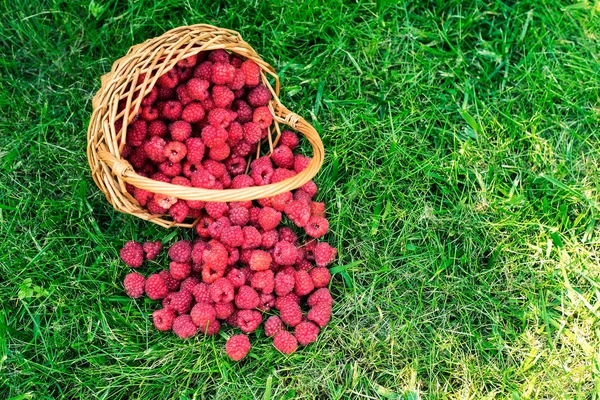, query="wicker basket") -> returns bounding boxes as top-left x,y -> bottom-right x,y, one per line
87,24 -> 325,228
